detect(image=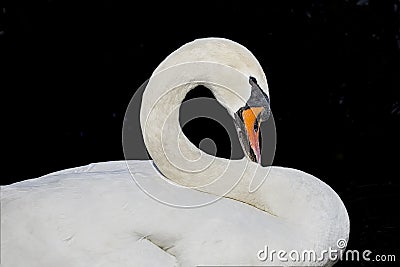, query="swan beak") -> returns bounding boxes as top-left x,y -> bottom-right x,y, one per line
242,107 -> 264,164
